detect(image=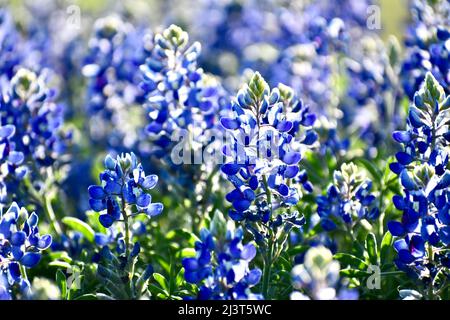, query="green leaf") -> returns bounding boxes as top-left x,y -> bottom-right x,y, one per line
153,273 -> 169,291
355,158 -> 382,182
334,253 -> 368,270
340,269 -> 370,279
148,284 -> 169,297
380,231 -> 393,263
56,269 -> 67,299
49,251 -> 73,263
62,217 -> 95,243
287,245 -> 309,256
365,233 -> 378,265
180,248 -> 196,258
49,261 -> 72,269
